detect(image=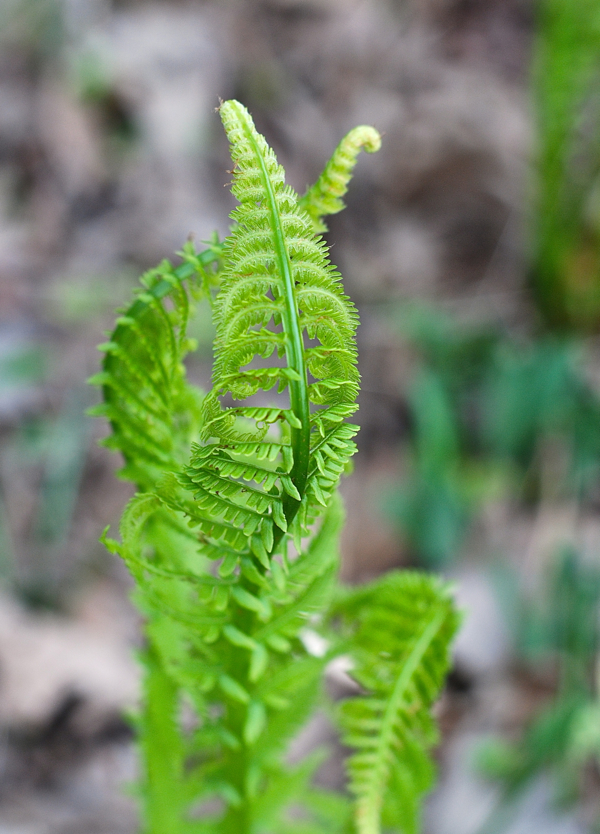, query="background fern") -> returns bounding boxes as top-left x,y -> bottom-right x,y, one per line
94,99 -> 458,834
